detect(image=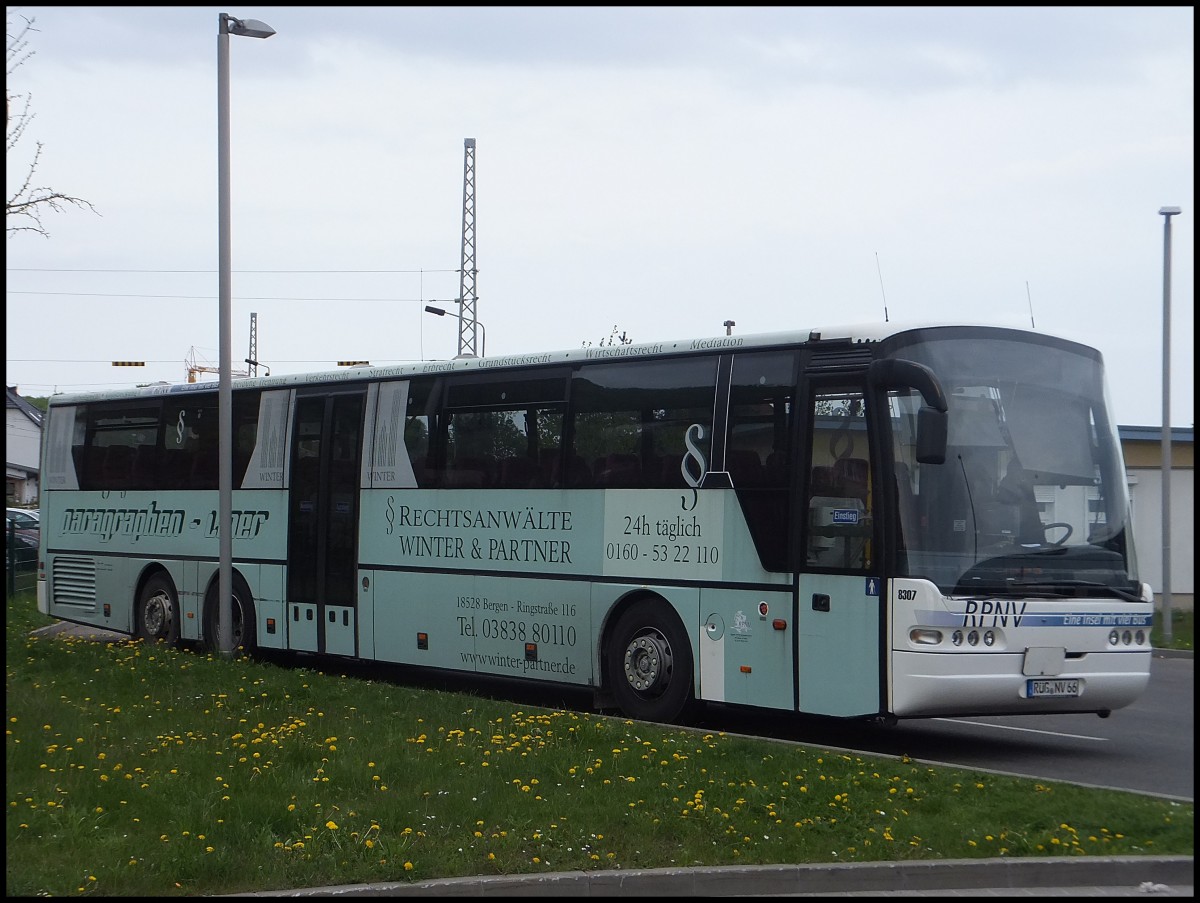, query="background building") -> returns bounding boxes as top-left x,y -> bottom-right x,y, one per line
1122,425 -> 1194,612
6,386 -> 42,505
